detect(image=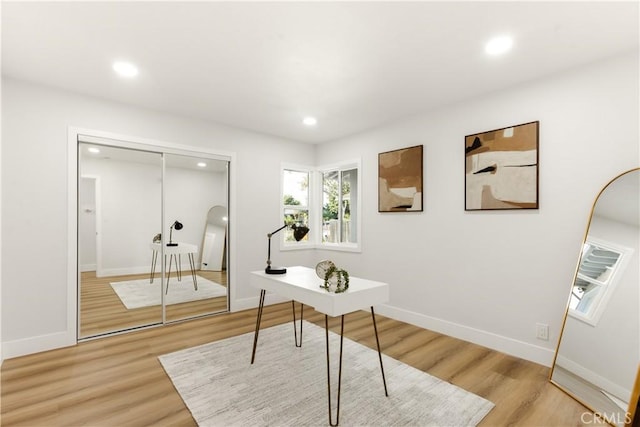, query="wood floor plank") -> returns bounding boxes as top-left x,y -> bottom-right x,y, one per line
80,270 -> 228,338
2,302 -> 599,426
